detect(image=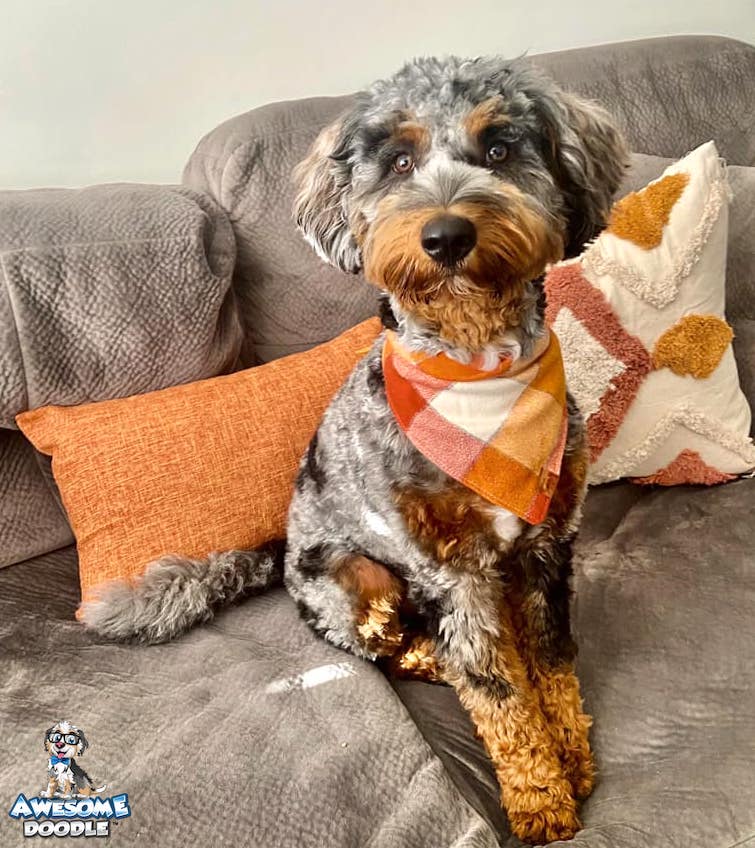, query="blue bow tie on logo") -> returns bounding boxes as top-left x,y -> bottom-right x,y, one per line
50,756 -> 70,766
